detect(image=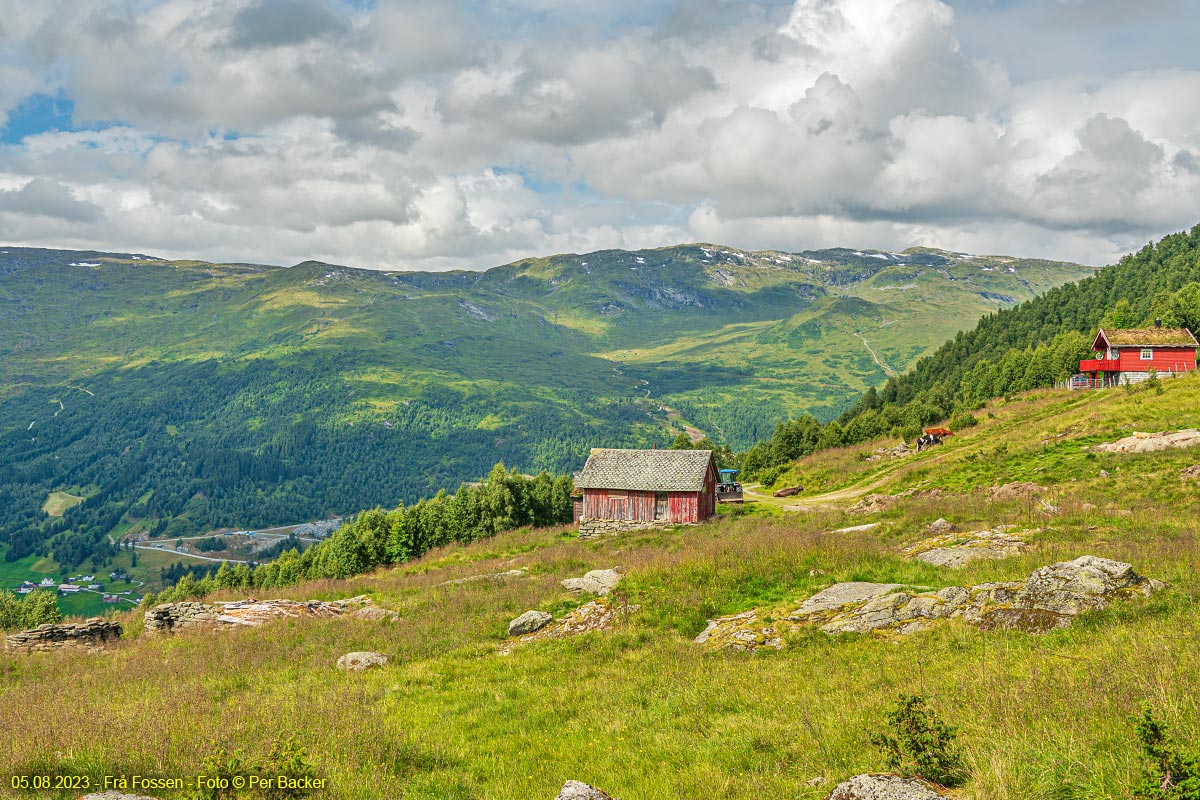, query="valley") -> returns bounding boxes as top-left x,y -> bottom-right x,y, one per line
0,243 -> 1093,596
